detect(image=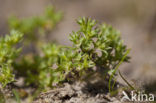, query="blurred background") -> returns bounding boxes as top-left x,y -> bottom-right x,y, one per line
0,0 -> 156,88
